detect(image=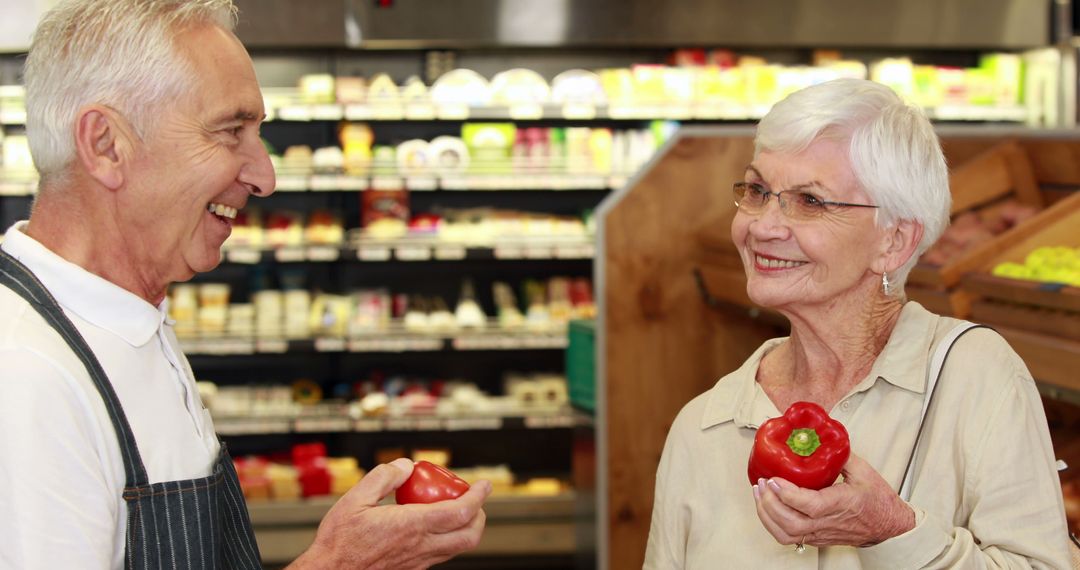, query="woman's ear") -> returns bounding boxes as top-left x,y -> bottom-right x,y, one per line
873,219 -> 924,274
73,105 -> 130,190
